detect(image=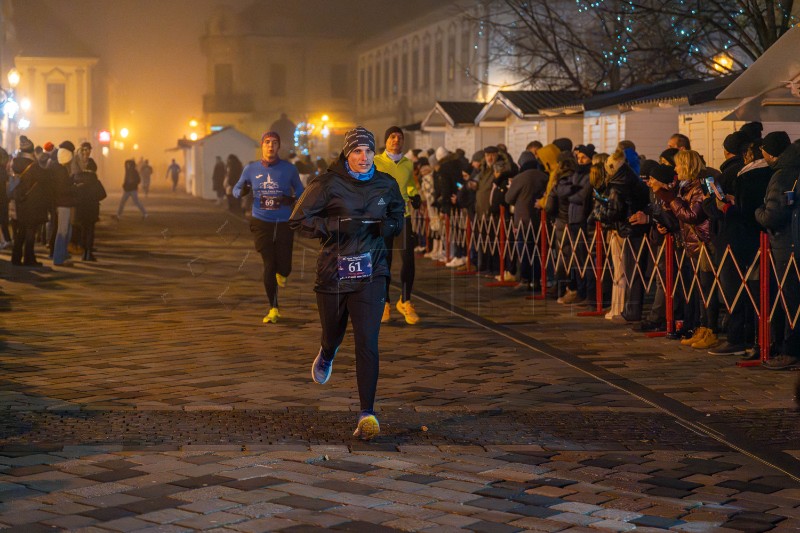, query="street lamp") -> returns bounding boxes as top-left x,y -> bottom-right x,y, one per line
1,68 -> 22,152
120,127 -> 129,139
